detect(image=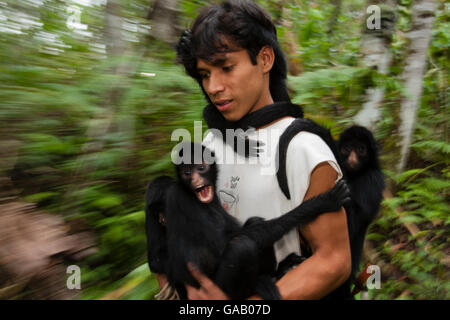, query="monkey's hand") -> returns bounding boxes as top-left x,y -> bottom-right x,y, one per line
313,179 -> 351,213
243,136 -> 264,158
232,128 -> 264,157
177,29 -> 192,55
